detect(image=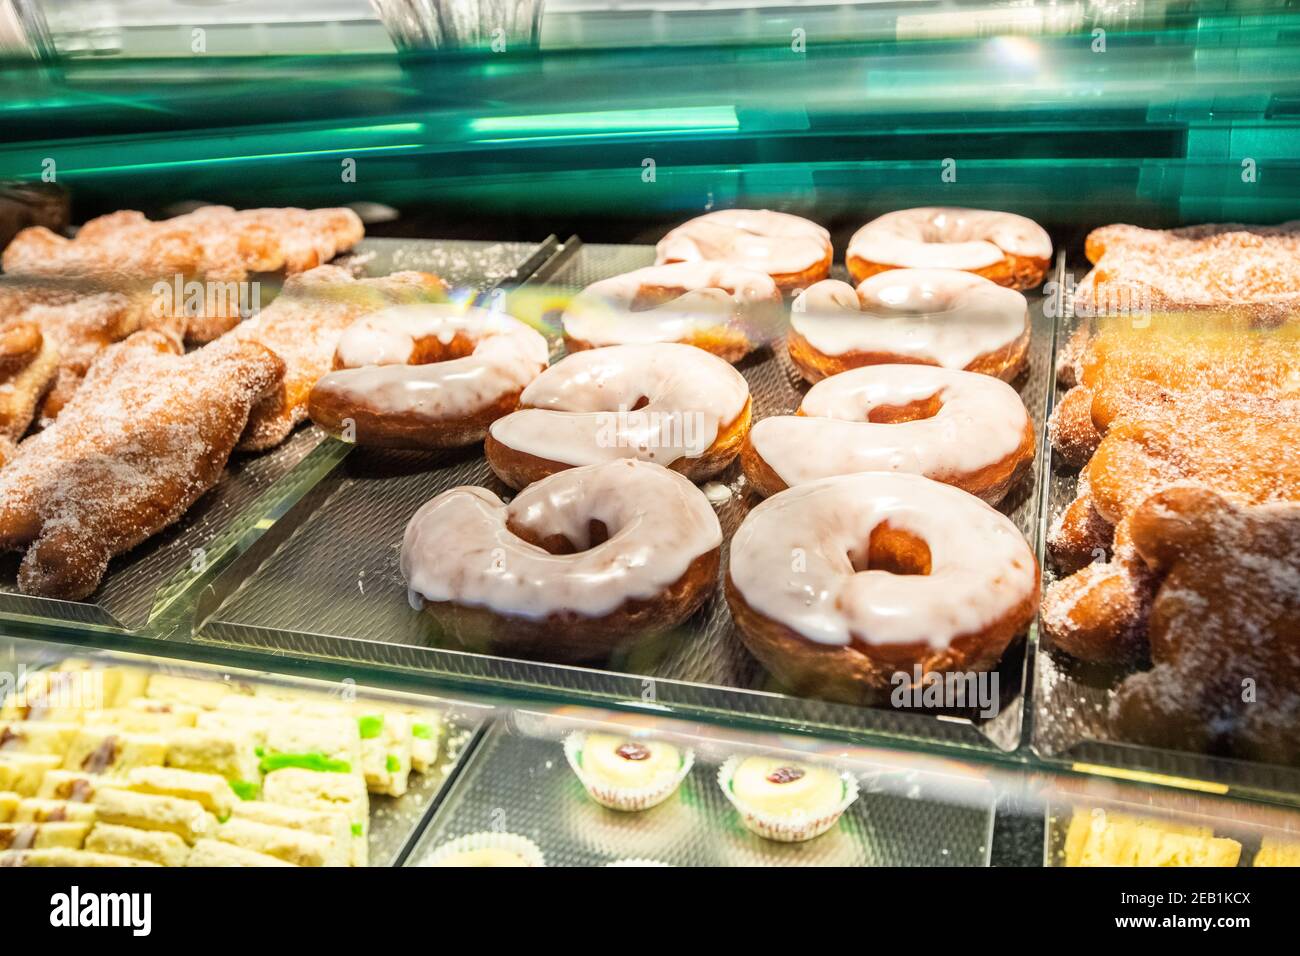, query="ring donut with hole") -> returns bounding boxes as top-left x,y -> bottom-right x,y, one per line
401,459 -> 722,663
726,472 -> 1039,705
847,207 -> 1052,290
788,271 -> 1031,384
655,209 -> 832,293
307,303 -> 549,449
561,261 -> 781,363
485,343 -> 752,490
743,365 -> 1035,504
